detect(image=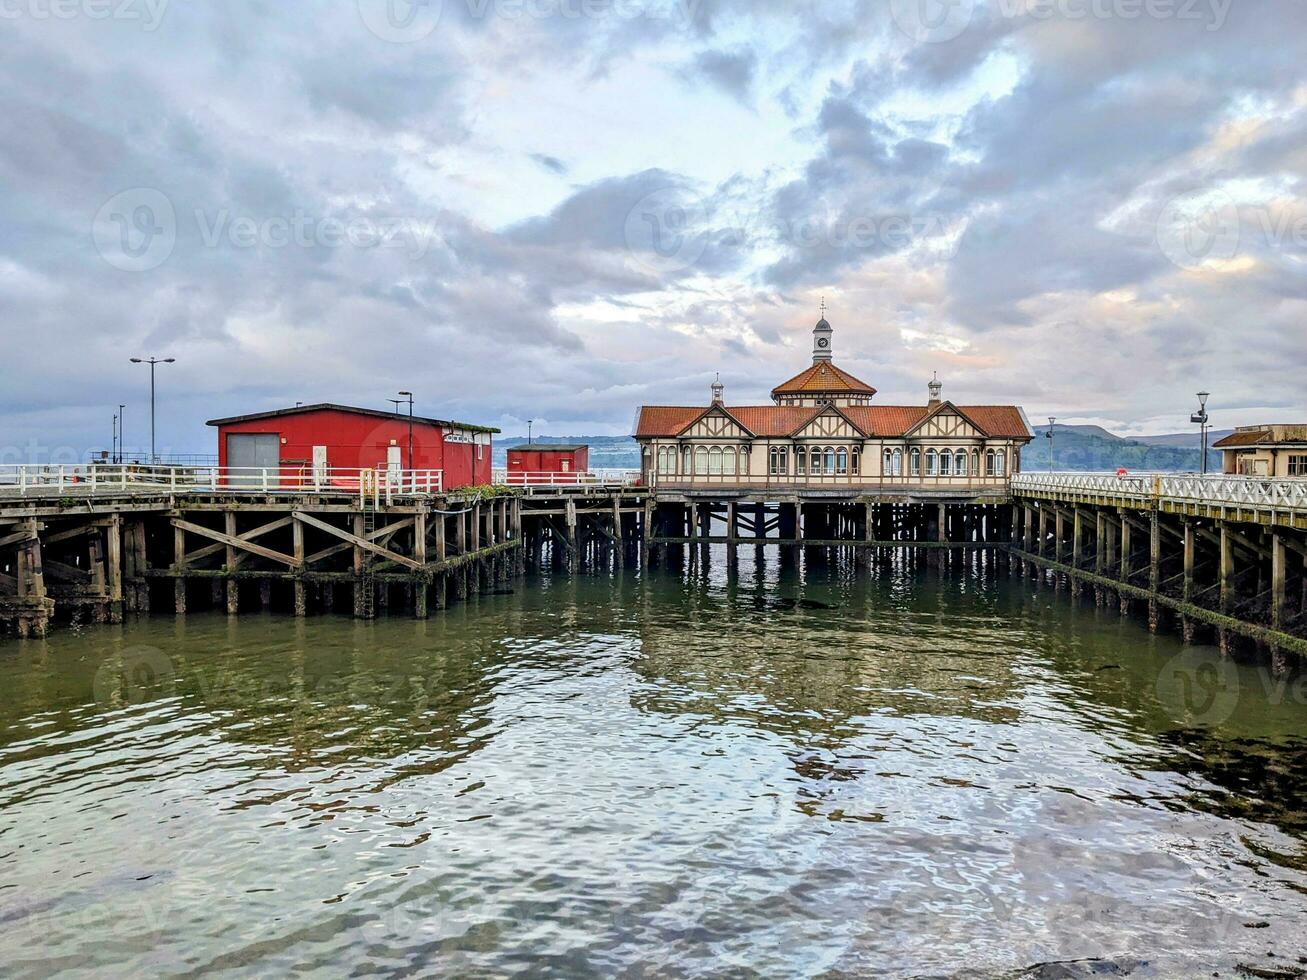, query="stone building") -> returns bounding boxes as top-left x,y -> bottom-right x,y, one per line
1214,425 -> 1307,477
